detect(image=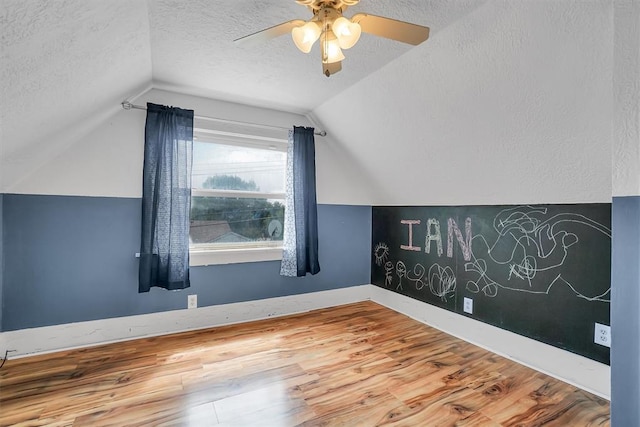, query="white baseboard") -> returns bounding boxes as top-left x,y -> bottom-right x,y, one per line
367,286 -> 611,400
0,285 -> 370,360
0,284 -> 610,399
